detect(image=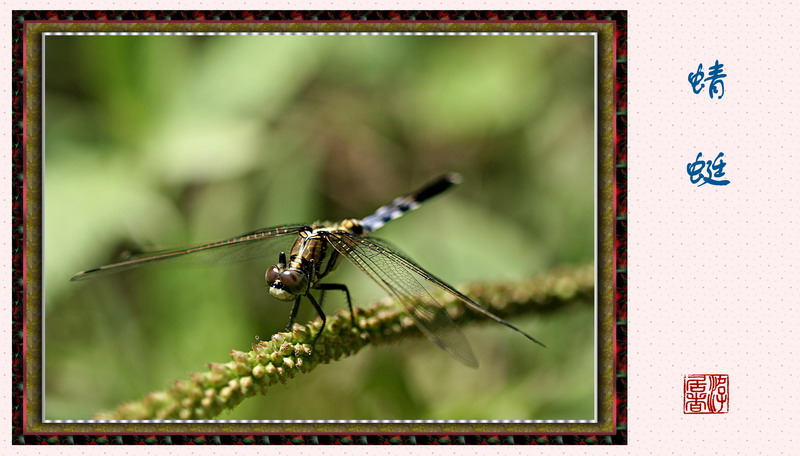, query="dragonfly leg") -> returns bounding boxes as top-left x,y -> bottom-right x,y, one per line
285,296 -> 302,332
305,292 -> 327,345
314,283 -> 355,327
